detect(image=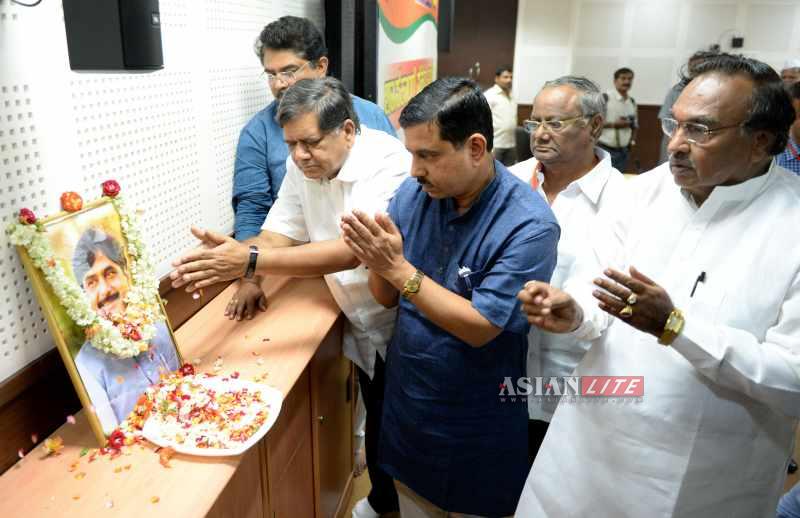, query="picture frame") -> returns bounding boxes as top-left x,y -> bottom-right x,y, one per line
13,197 -> 182,445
